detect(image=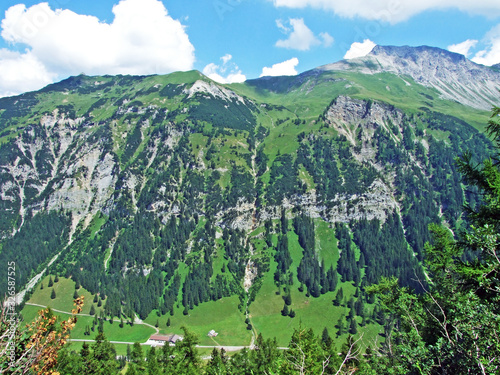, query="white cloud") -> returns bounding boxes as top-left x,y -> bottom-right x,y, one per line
203,55 -> 246,84
275,18 -> 333,50
0,49 -> 55,97
260,57 -> 299,77
319,32 -> 334,47
472,24 -> 500,66
448,39 -> 478,57
221,54 -> 233,66
344,39 -> 377,59
271,0 -> 500,24
276,19 -> 290,33
0,0 -> 195,96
